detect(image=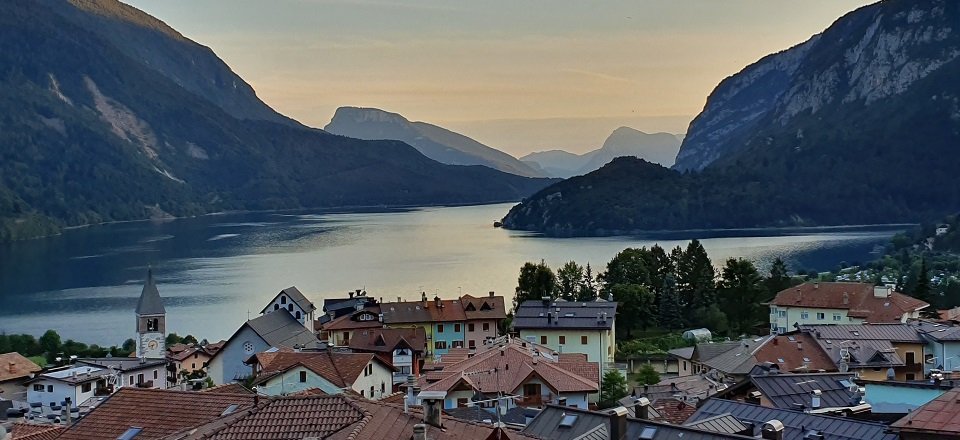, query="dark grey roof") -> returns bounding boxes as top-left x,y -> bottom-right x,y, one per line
260,286 -> 316,314
445,406 -> 534,426
750,373 -> 861,410
522,405 -> 610,440
513,299 -> 617,330
701,337 -> 773,376
136,268 -> 165,316
689,400 -> 898,440
684,414 -> 749,434
626,418 -> 752,440
913,321 -> 960,341
693,342 -> 742,362
246,311 -> 320,348
668,347 -> 695,360
800,324 -> 924,342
